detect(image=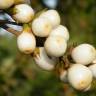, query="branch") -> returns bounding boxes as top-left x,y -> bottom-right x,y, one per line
0,19 -> 22,36
0,20 -> 22,26
2,25 -> 21,36
7,27 -> 21,36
